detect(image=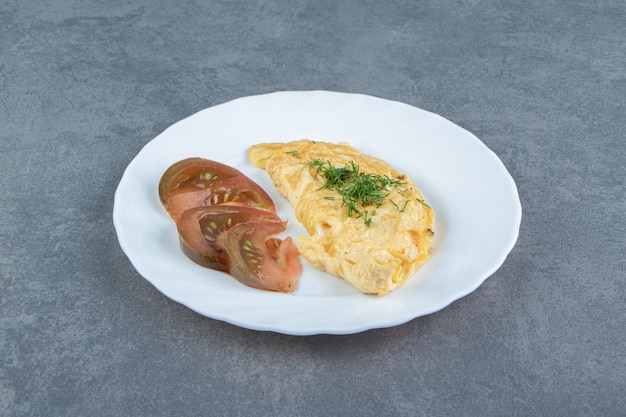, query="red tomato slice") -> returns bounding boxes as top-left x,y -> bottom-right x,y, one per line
159,158 -> 276,220
225,221 -> 302,293
176,205 -> 281,271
